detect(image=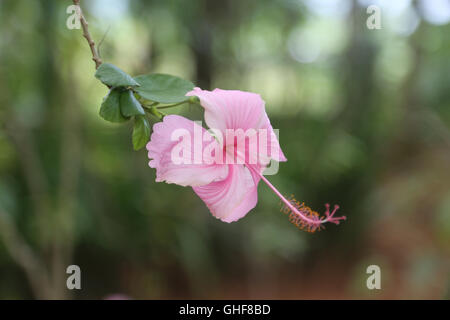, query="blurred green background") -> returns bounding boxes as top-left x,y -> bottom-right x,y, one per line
0,0 -> 449,299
